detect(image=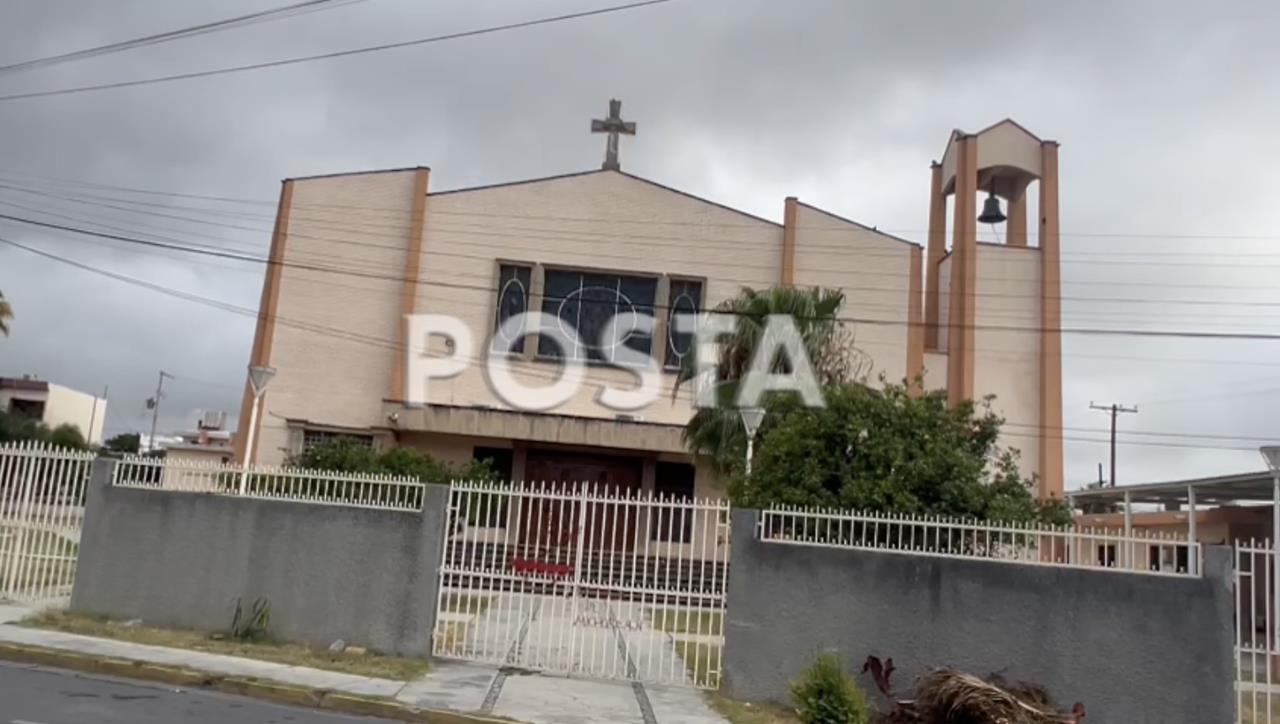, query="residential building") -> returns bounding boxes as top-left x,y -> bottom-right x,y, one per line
1072,470 -> 1276,553
236,117 -> 1064,503
0,375 -> 106,445
159,410 -> 235,466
